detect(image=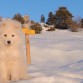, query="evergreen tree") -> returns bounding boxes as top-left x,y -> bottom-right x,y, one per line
13,13 -> 24,24
40,15 -> 45,23
46,12 -> 55,25
81,19 -> 83,28
55,7 -> 73,29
